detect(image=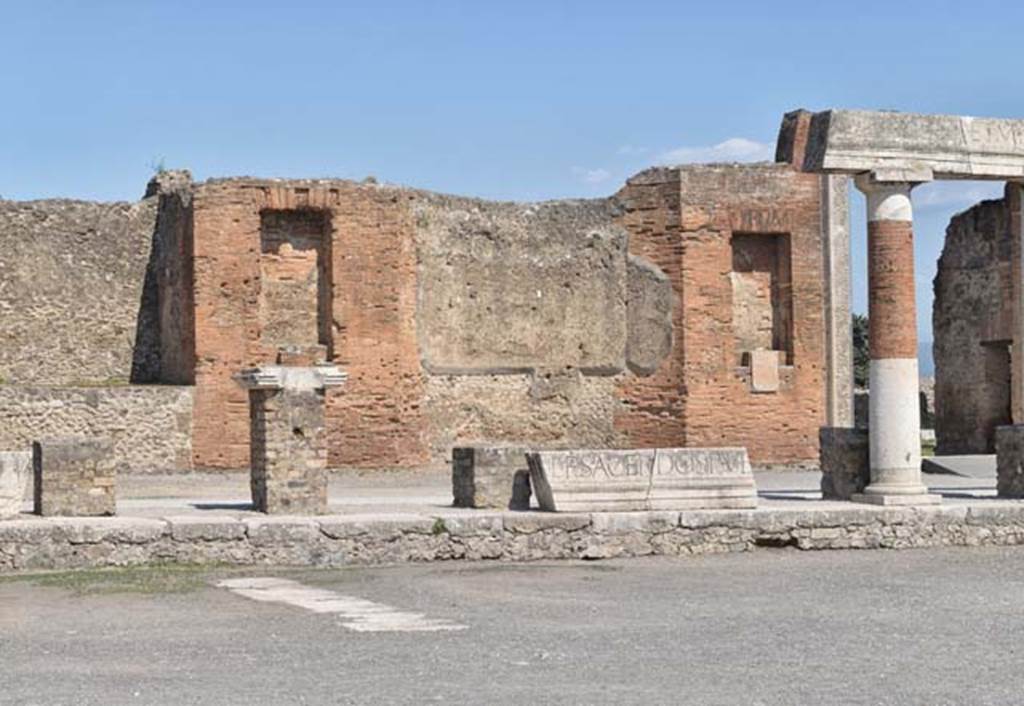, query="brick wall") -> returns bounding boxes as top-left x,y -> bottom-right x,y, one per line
165,169 -> 831,471
615,164 -> 828,468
